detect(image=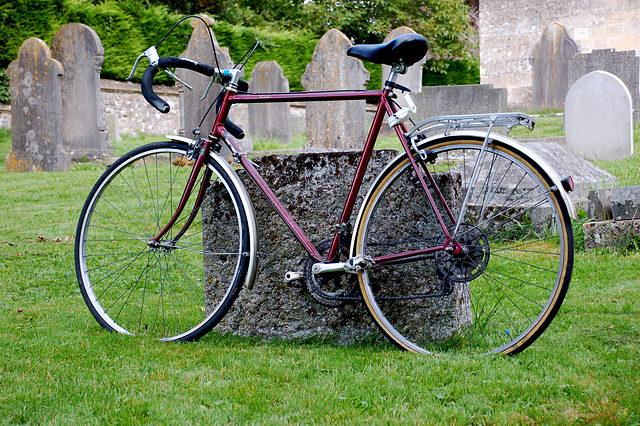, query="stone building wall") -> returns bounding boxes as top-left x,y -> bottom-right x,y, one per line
480,0 -> 640,109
